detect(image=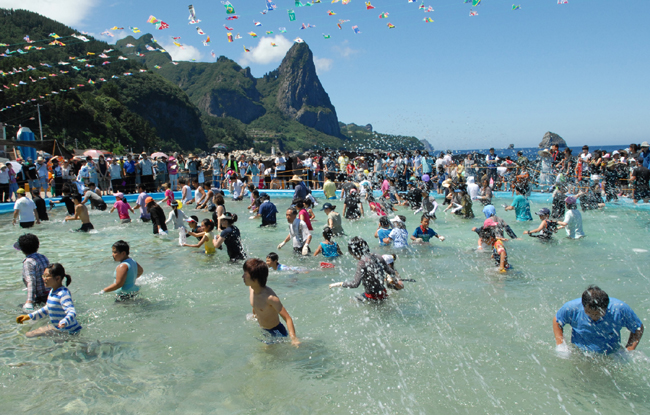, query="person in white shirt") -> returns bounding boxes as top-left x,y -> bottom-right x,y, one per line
557,196 -> 585,239
13,188 -> 39,228
232,178 -> 244,201
467,176 -> 480,200
579,145 -> 592,176
277,208 -> 312,255
36,157 -> 49,196
275,155 -> 286,188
